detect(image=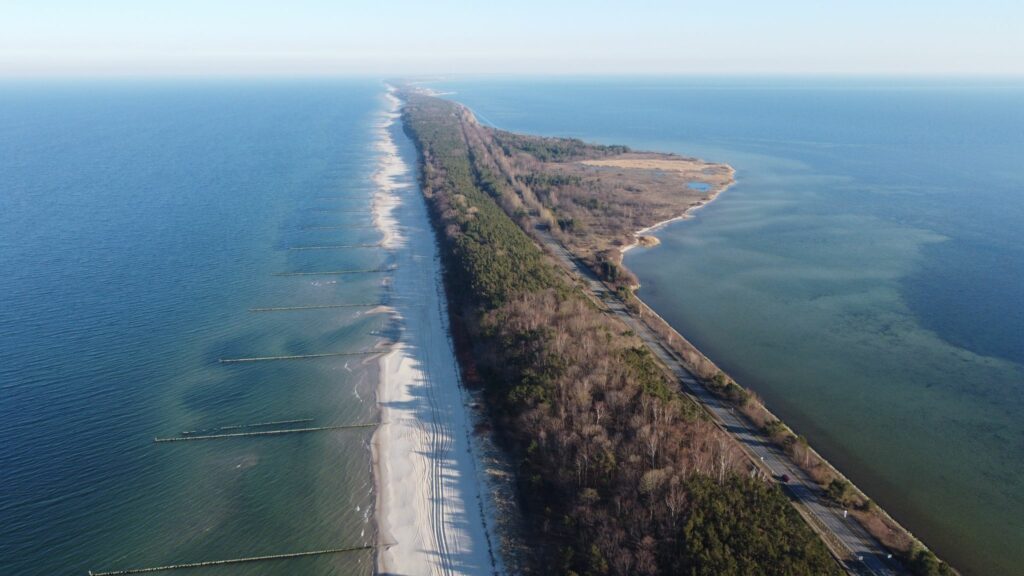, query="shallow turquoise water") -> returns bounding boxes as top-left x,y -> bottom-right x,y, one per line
0,80 -> 390,574
441,77 -> 1024,575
